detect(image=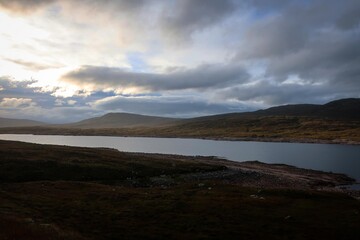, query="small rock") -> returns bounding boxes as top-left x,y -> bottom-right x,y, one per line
198,183 -> 205,187
208,187 -> 212,190
284,215 -> 292,220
